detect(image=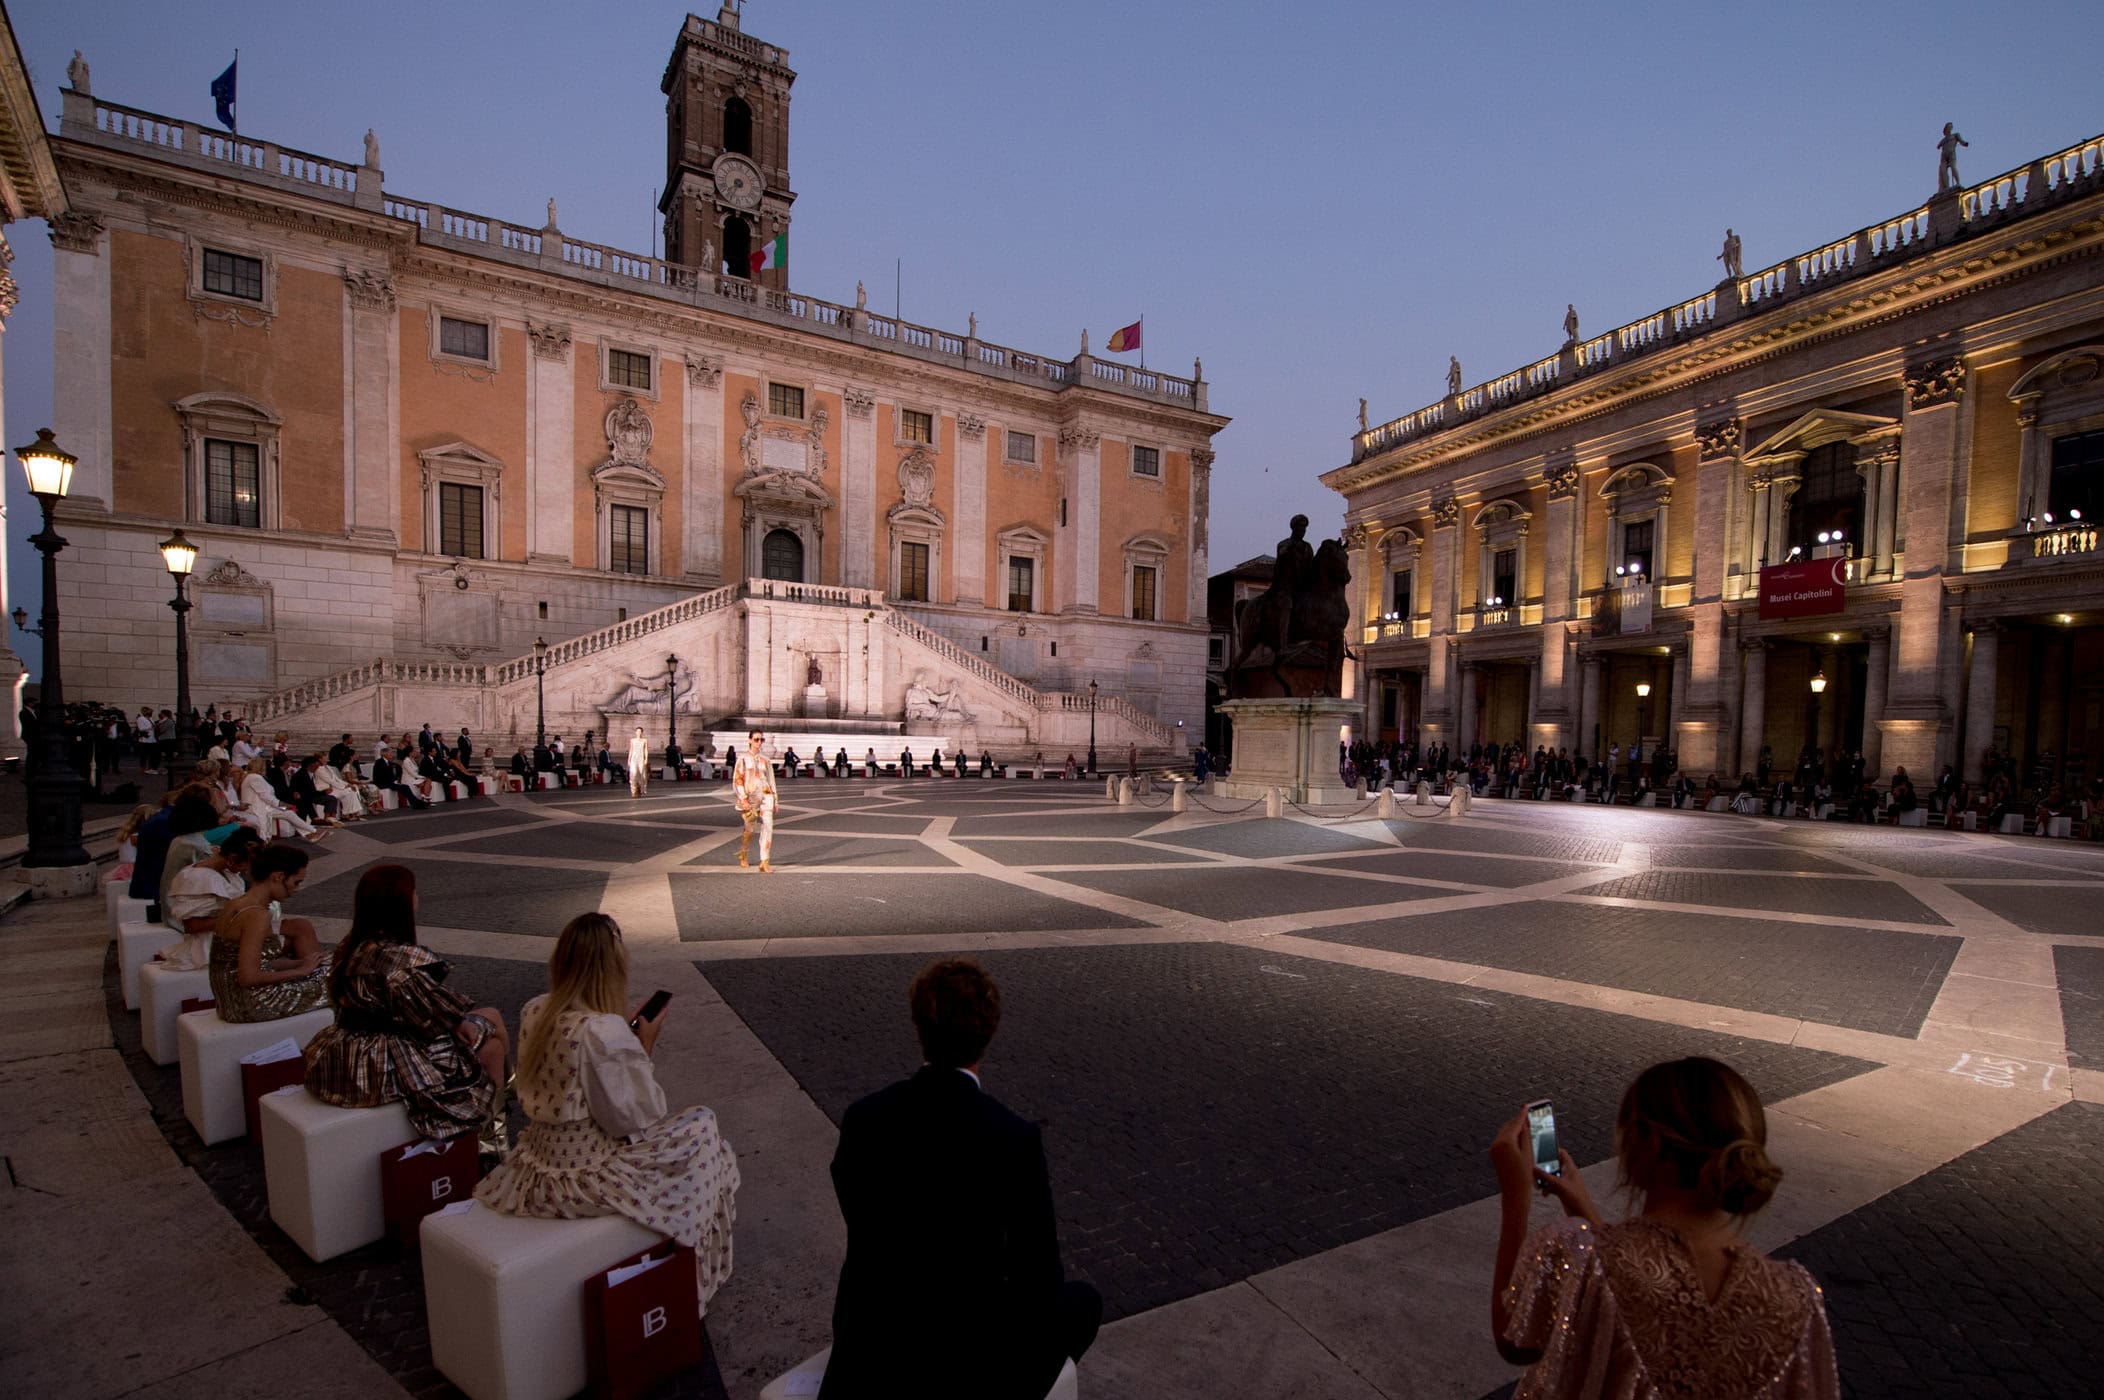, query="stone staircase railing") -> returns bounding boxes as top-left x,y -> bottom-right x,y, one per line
883,610 -> 1040,709
1040,690 -> 1177,749
489,581 -> 743,684
244,658 -> 493,727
